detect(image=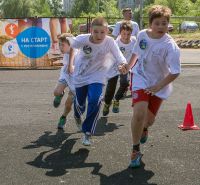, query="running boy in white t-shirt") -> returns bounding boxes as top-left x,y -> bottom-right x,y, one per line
53,33 -> 76,130
67,17 -> 127,146
124,5 -> 181,168
103,21 -> 136,116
